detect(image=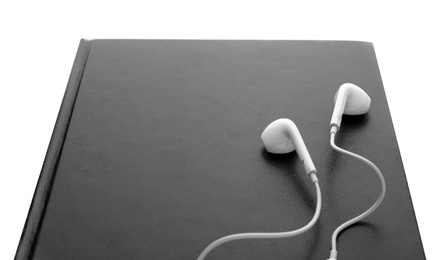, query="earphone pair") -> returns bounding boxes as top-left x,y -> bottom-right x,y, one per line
198,83 -> 386,260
